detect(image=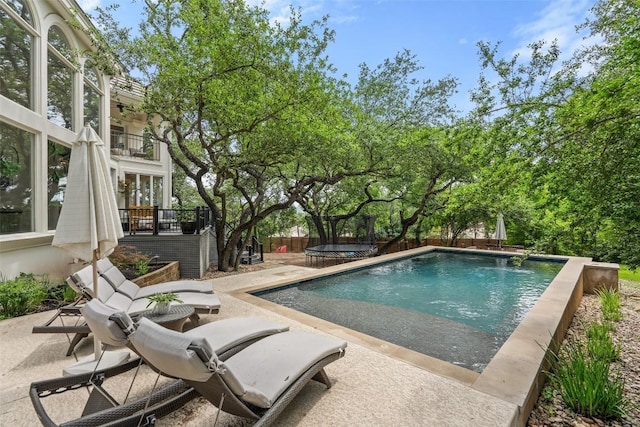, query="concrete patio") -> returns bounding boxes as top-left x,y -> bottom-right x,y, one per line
0,264 -> 522,426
